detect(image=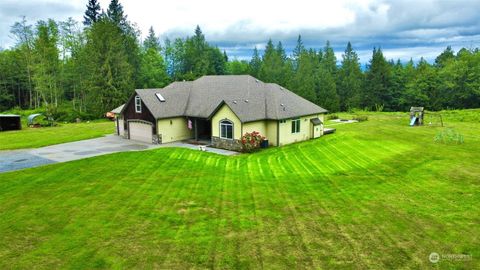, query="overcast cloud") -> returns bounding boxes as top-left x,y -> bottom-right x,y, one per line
0,0 -> 479,64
